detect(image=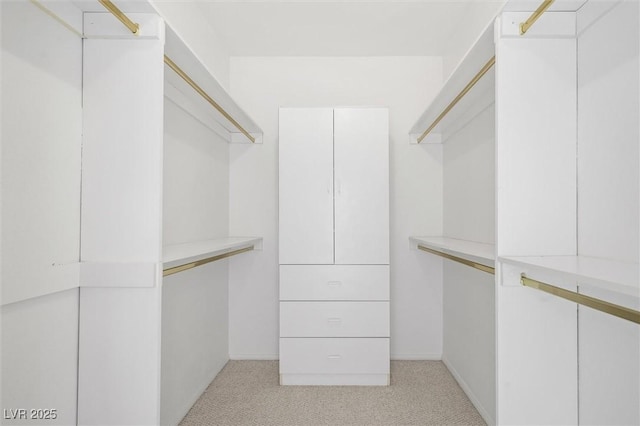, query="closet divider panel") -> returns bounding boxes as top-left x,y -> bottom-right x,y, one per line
495,12 -> 579,426
576,1 -> 640,424
78,13 -> 164,425
278,108 -> 334,264
334,108 -> 390,265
